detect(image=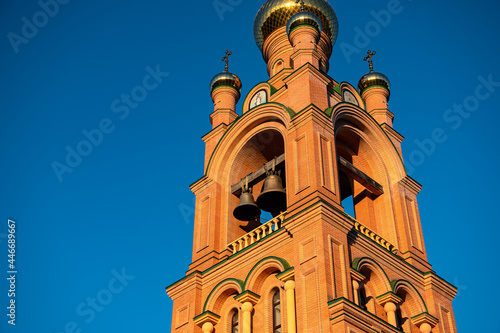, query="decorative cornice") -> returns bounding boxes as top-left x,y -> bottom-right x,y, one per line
399,175 -> 423,194
276,267 -> 295,281
234,290 -> 261,305
411,312 -> 439,327
354,221 -> 396,253
189,175 -> 215,194
350,268 -> 367,282
193,311 -> 221,326
376,292 -> 403,305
